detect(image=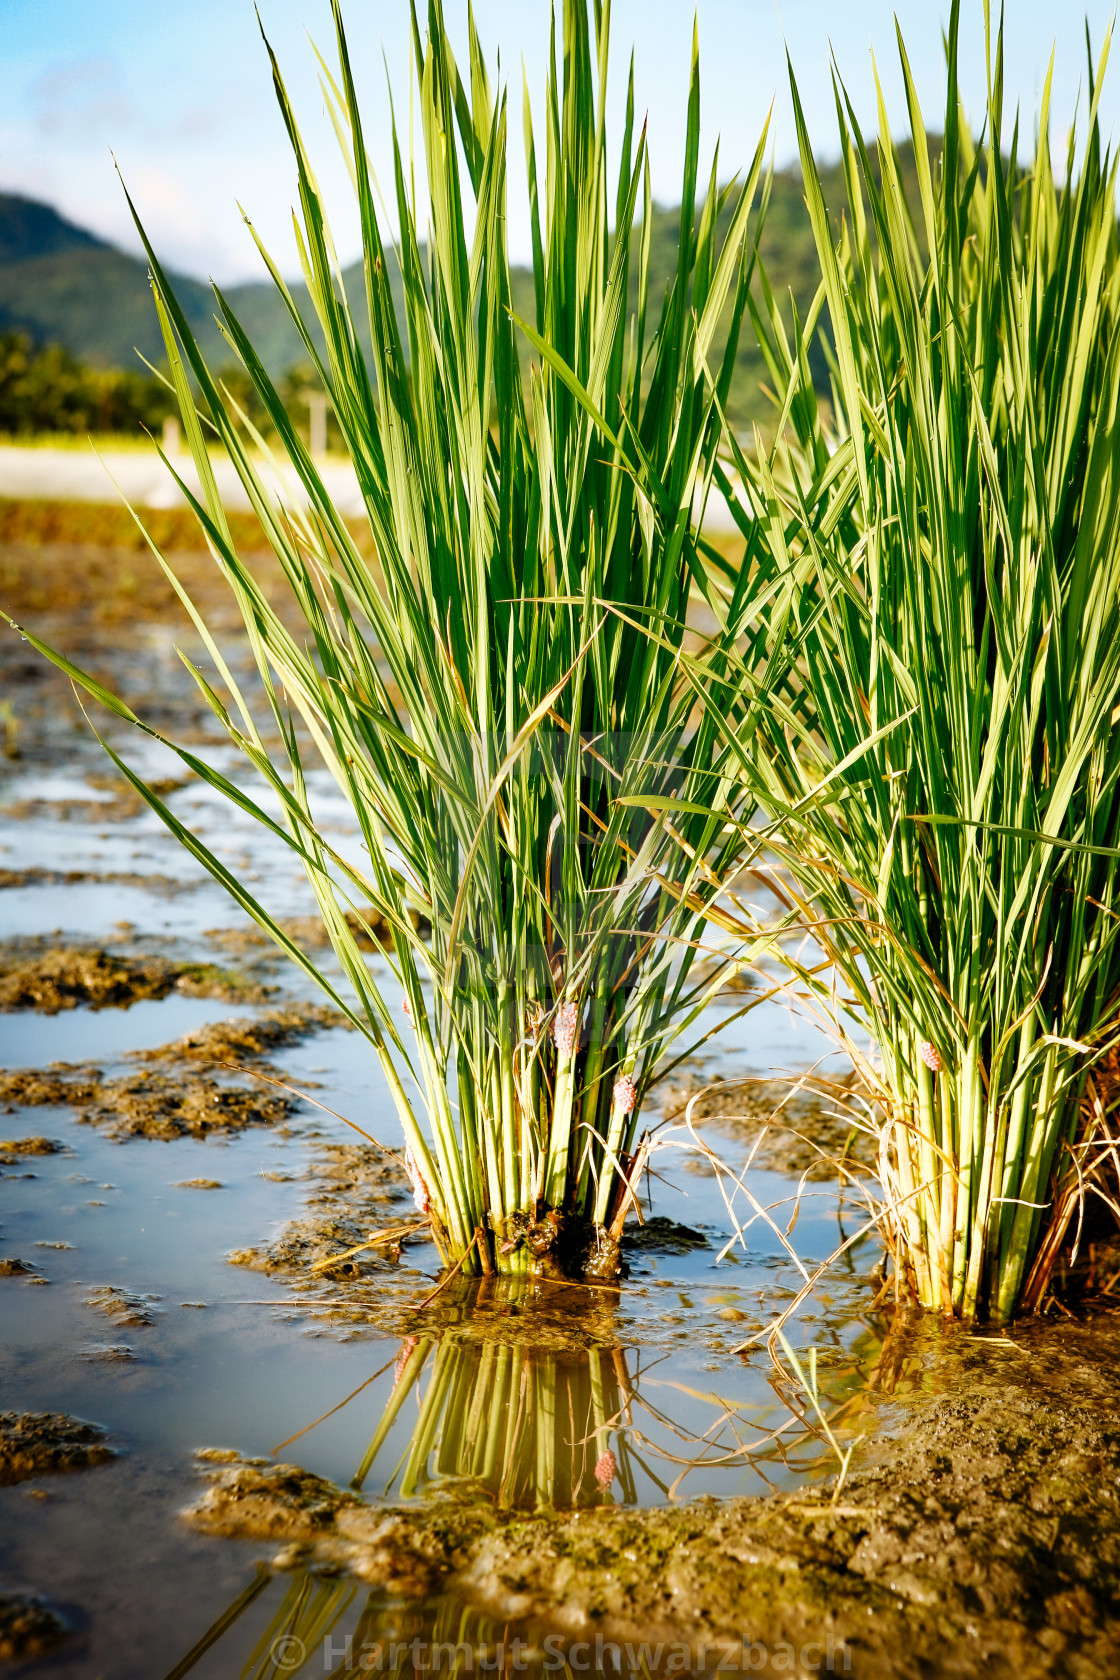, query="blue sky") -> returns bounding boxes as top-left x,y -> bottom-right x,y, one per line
1,1 -> 1116,283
